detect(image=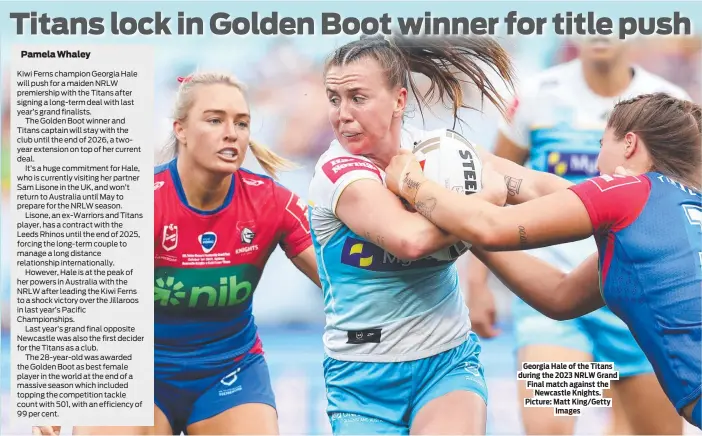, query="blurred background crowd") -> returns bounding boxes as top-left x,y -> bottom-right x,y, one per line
1,33 -> 700,434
